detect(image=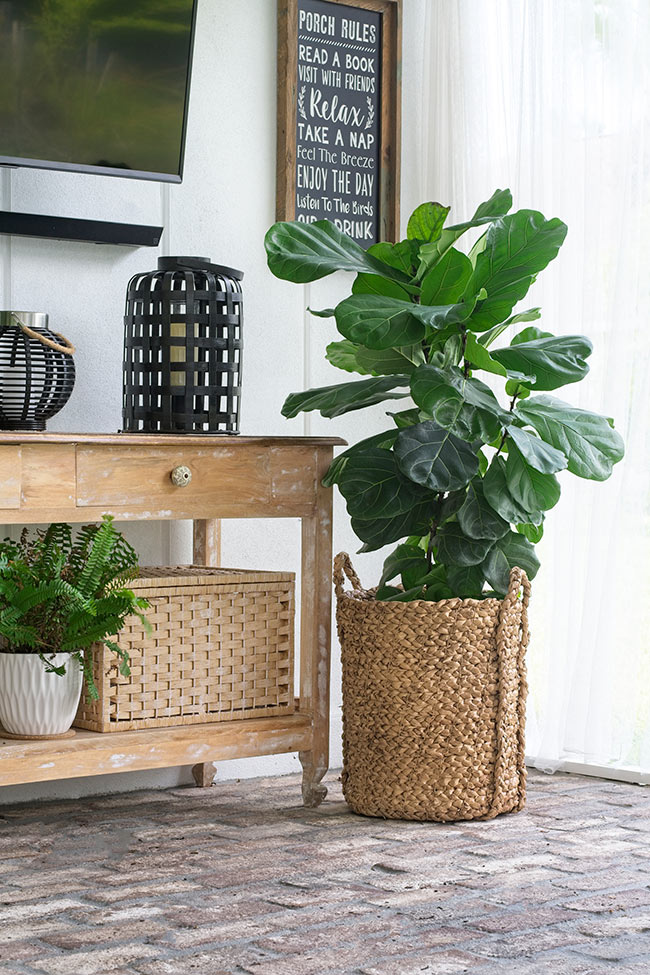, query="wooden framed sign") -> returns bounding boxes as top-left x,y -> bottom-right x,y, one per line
276,0 -> 402,247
